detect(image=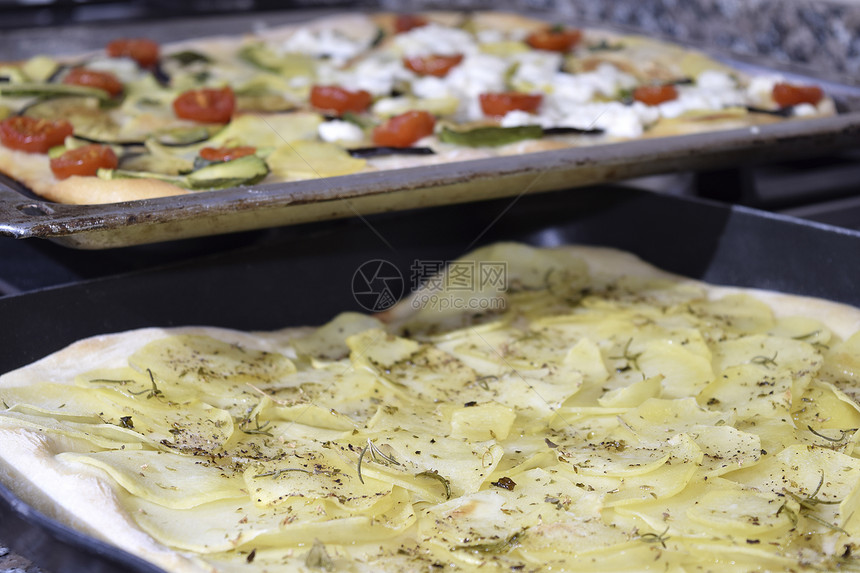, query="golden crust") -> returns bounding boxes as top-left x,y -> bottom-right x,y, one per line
46,176 -> 190,204
0,141 -> 189,205
0,147 -> 56,195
